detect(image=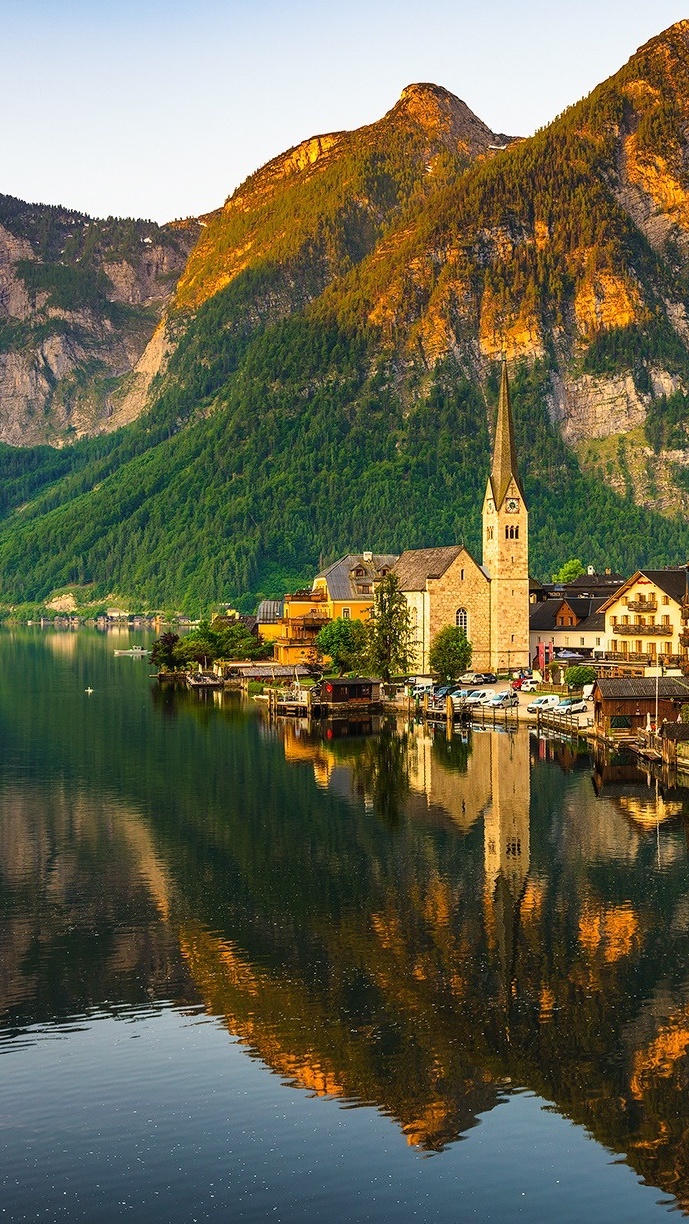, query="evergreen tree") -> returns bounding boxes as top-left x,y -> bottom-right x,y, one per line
365,574 -> 415,682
